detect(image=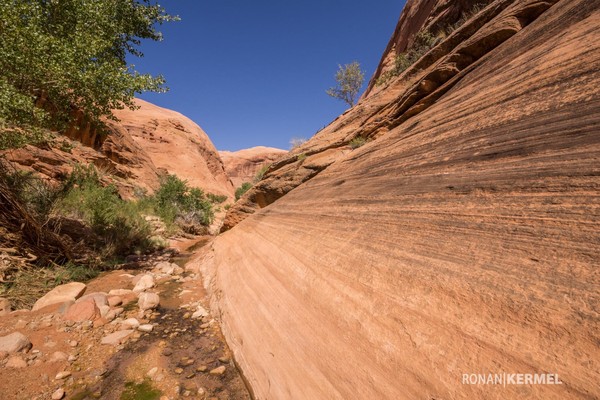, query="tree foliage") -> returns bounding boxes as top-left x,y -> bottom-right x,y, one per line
326,62 -> 365,107
0,0 -> 178,131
